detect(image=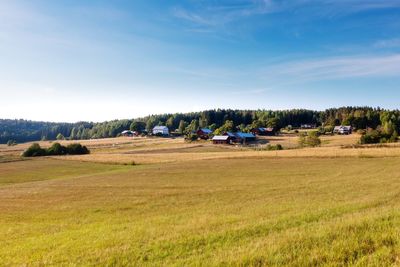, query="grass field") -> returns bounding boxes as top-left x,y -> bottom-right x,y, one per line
1,136 -> 400,265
